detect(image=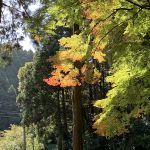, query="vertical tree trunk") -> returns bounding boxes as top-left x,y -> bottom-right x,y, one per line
72,85 -> 83,150
31,124 -> 35,150
62,89 -> 69,149
62,89 -> 68,135
0,0 -> 2,23
89,84 -> 94,114
72,23 -> 83,150
23,124 -> 26,150
56,91 -> 63,150
36,124 -> 40,150
87,84 -> 95,133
